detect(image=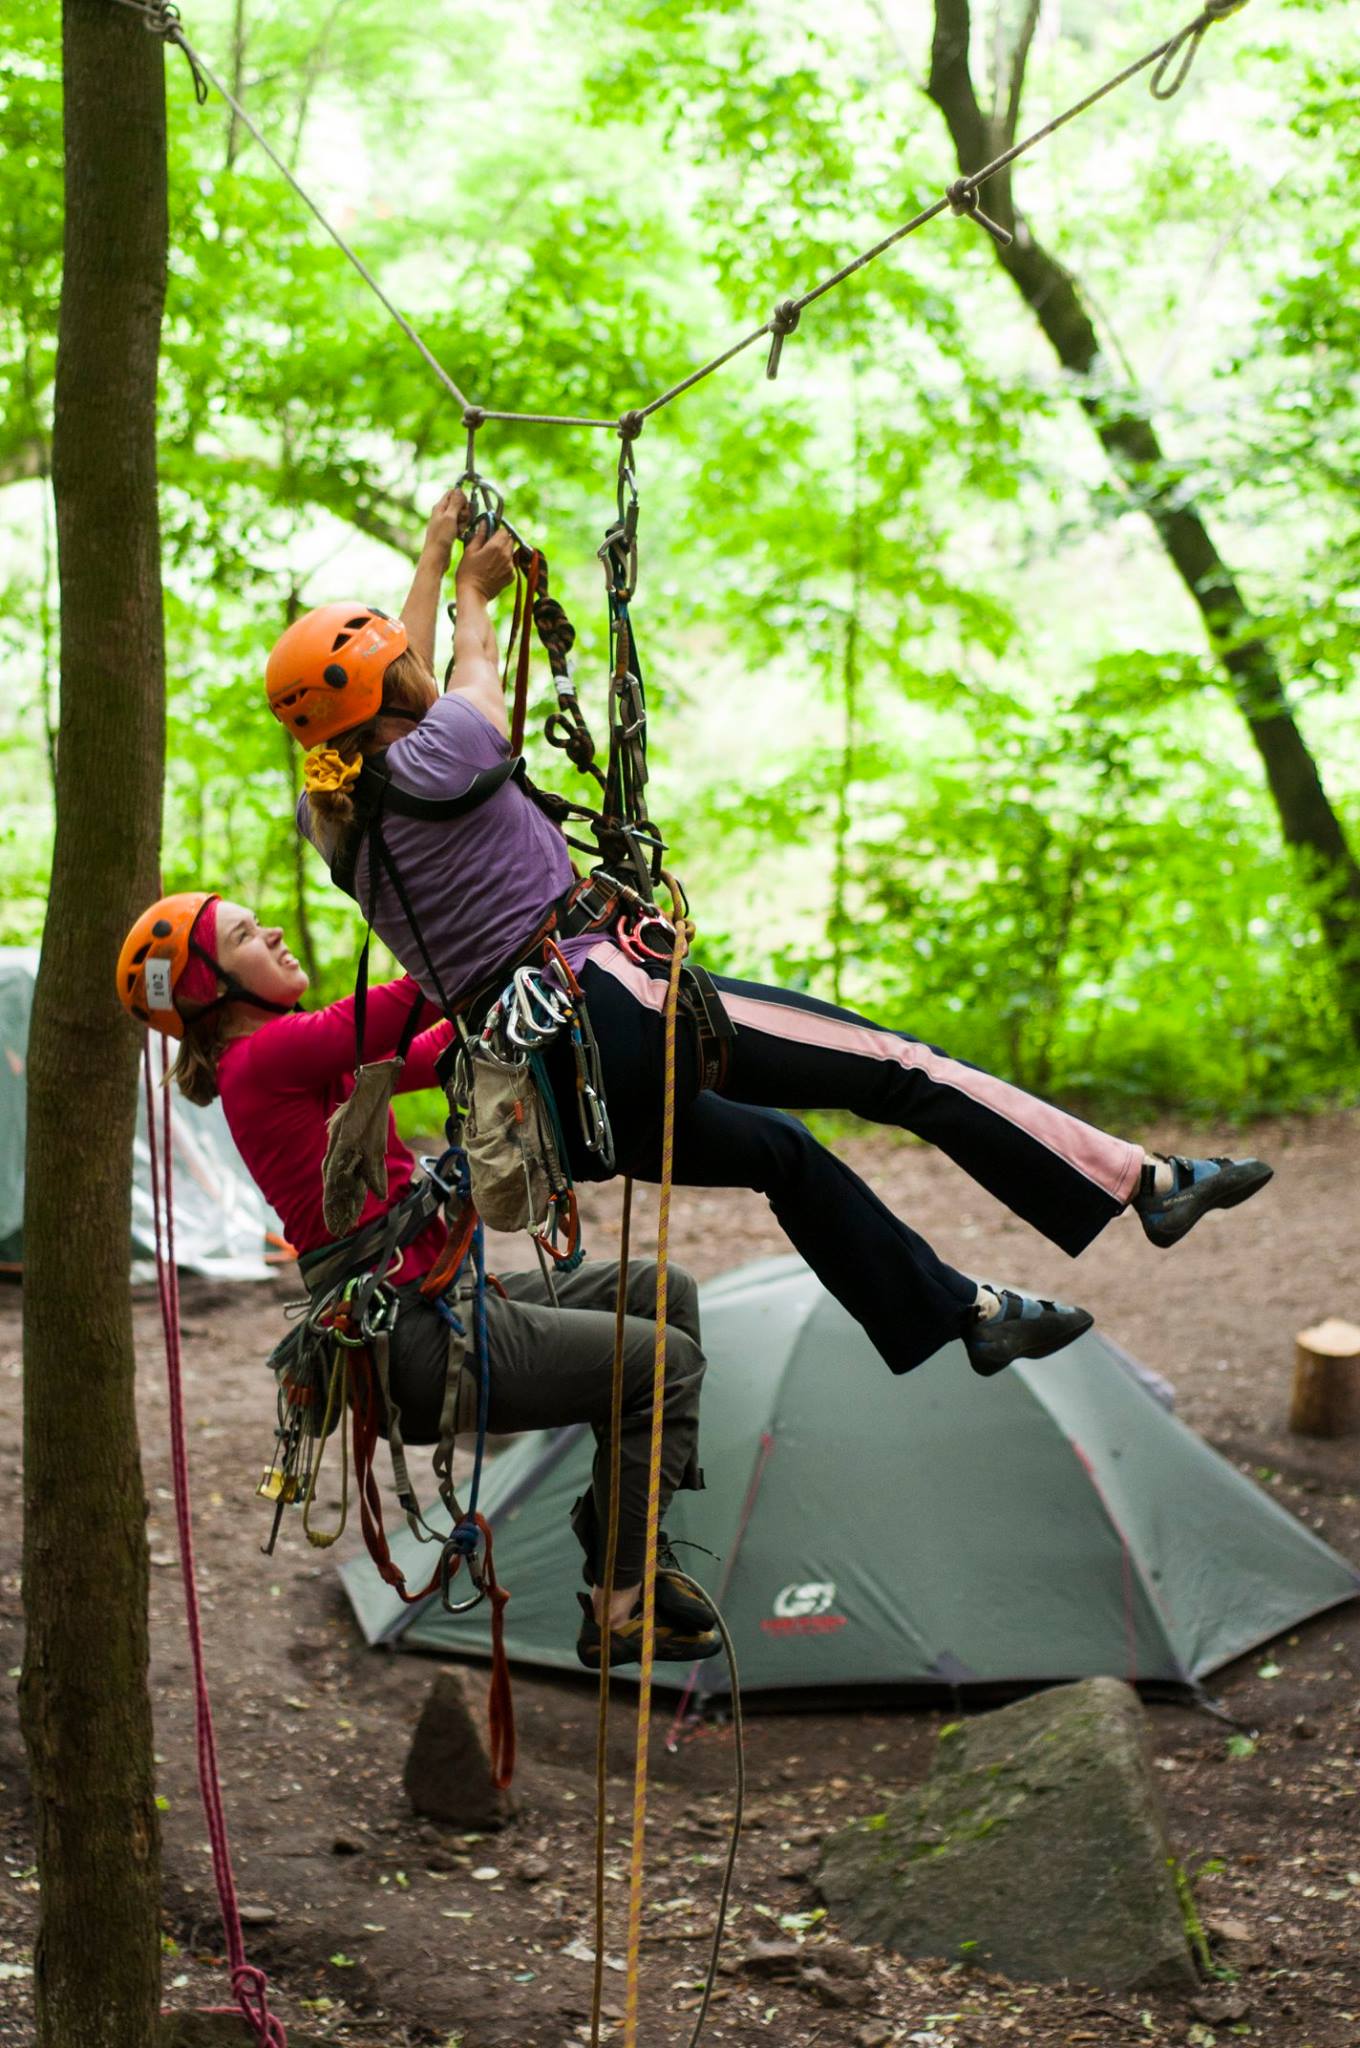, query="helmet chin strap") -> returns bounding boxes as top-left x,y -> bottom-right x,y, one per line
181,936 -> 299,1026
